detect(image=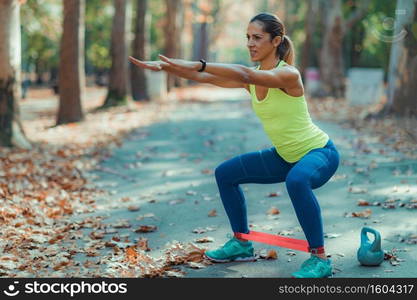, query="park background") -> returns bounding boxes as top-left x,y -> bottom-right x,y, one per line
0,0 -> 416,278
